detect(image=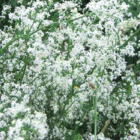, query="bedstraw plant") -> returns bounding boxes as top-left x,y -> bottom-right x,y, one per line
0,0 -> 140,140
